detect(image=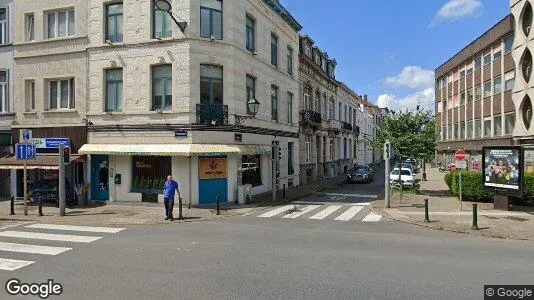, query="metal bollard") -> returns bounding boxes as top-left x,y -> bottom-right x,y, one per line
216,194 -> 220,215
283,184 -> 286,199
38,198 -> 43,216
188,199 -> 191,210
9,196 -> 15,215
178,197 -> 184,220
471,203 -> 479,230
424,199 -> 430,223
